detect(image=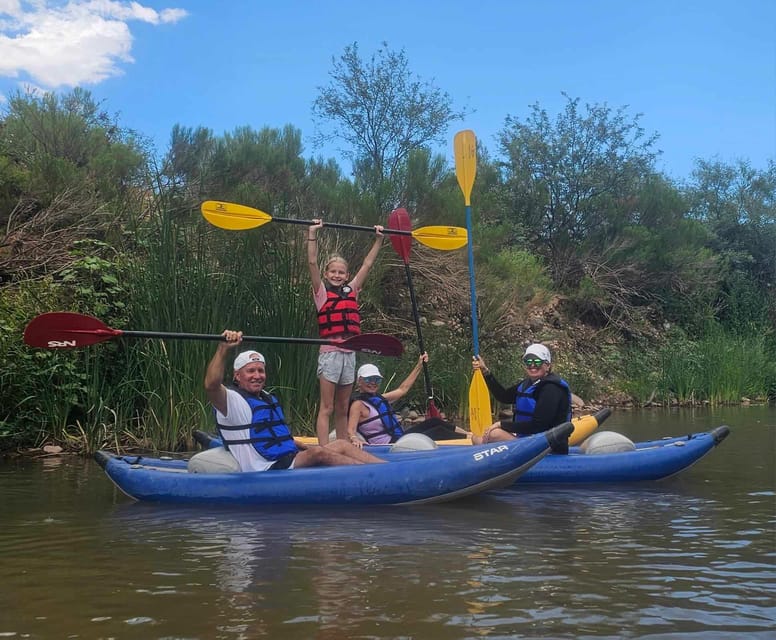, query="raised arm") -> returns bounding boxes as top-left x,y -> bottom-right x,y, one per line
473,355 -> 517,404
307,219 -> 323,294
204,330 -> 242,416
384,352 -> 427,403
349,225 -> 384,290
